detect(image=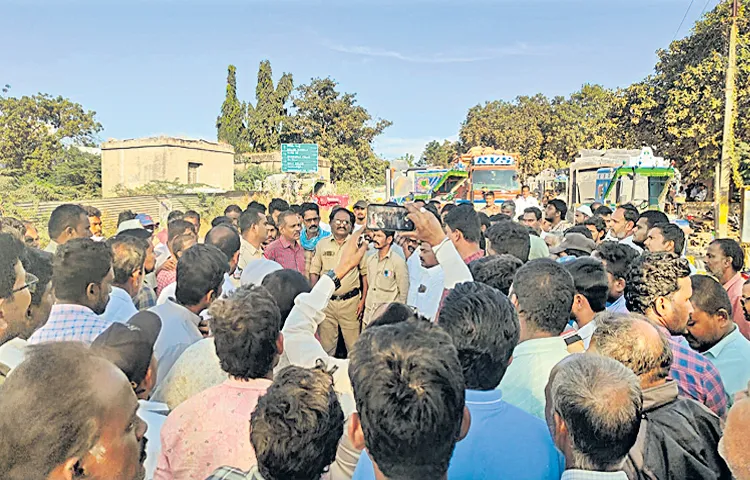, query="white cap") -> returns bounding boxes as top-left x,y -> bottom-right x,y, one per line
240,259 -> 283,287
117,219 -> 145,234
576,205 -> 593,218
